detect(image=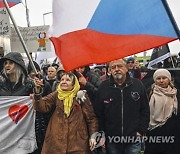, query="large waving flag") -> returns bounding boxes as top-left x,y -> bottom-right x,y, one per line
0,96 -> 37,154
50,0 -> 179,71
0,0 -> 21,8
